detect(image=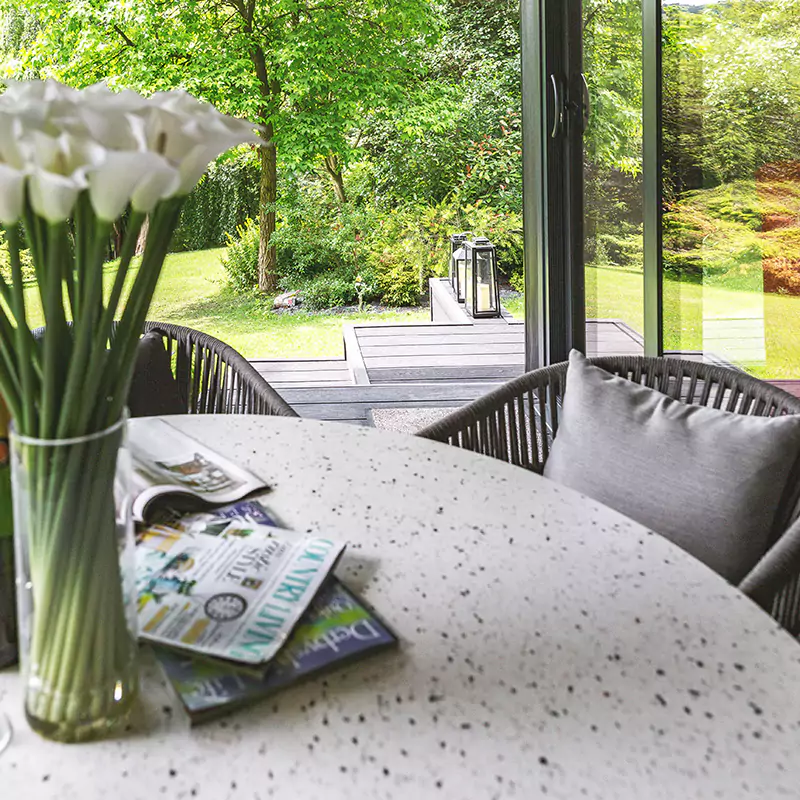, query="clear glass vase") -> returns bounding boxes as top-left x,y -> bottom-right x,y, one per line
10,416 -> 139,743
